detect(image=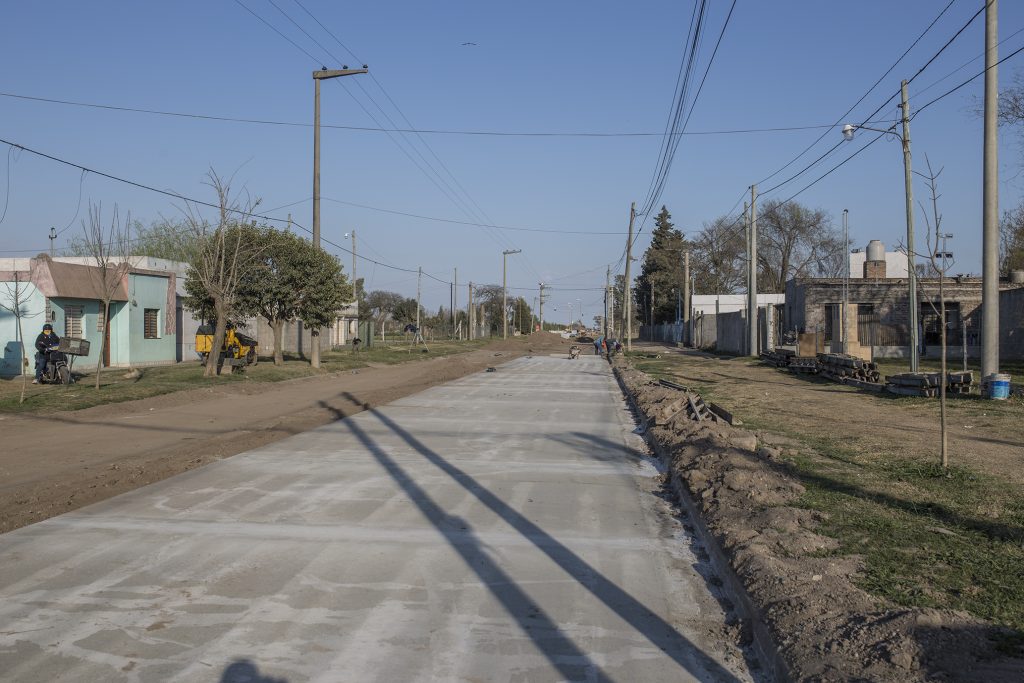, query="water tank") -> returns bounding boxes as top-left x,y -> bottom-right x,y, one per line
1011,269 -> 1024,284
866,240 -> 885,262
